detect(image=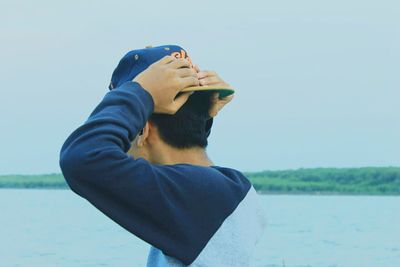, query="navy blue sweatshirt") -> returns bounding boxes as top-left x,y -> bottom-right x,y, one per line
59,82 -> 265,266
